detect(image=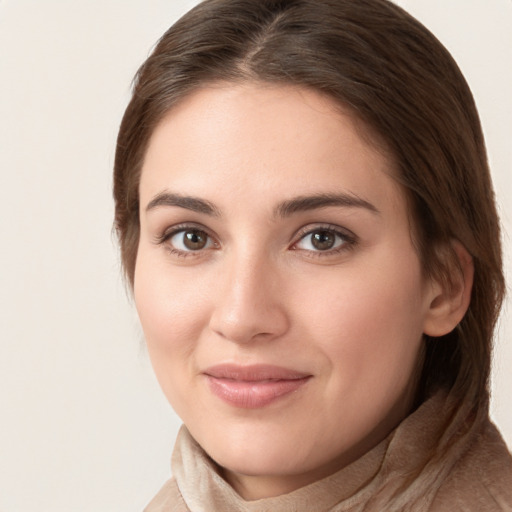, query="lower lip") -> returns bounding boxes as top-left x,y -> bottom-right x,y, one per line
205,376 -> 310,409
